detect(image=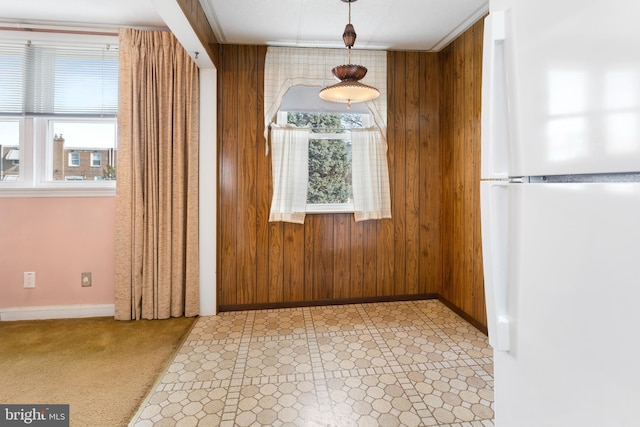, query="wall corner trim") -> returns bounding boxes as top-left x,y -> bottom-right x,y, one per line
0,304 -> 115,321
